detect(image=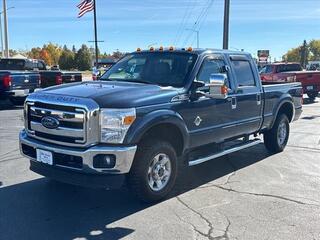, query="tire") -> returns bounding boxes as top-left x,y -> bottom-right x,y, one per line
9,97 -> 26,106
127,140 -> 178,203
307,92 -> 318,101
263,114 -> 290,153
